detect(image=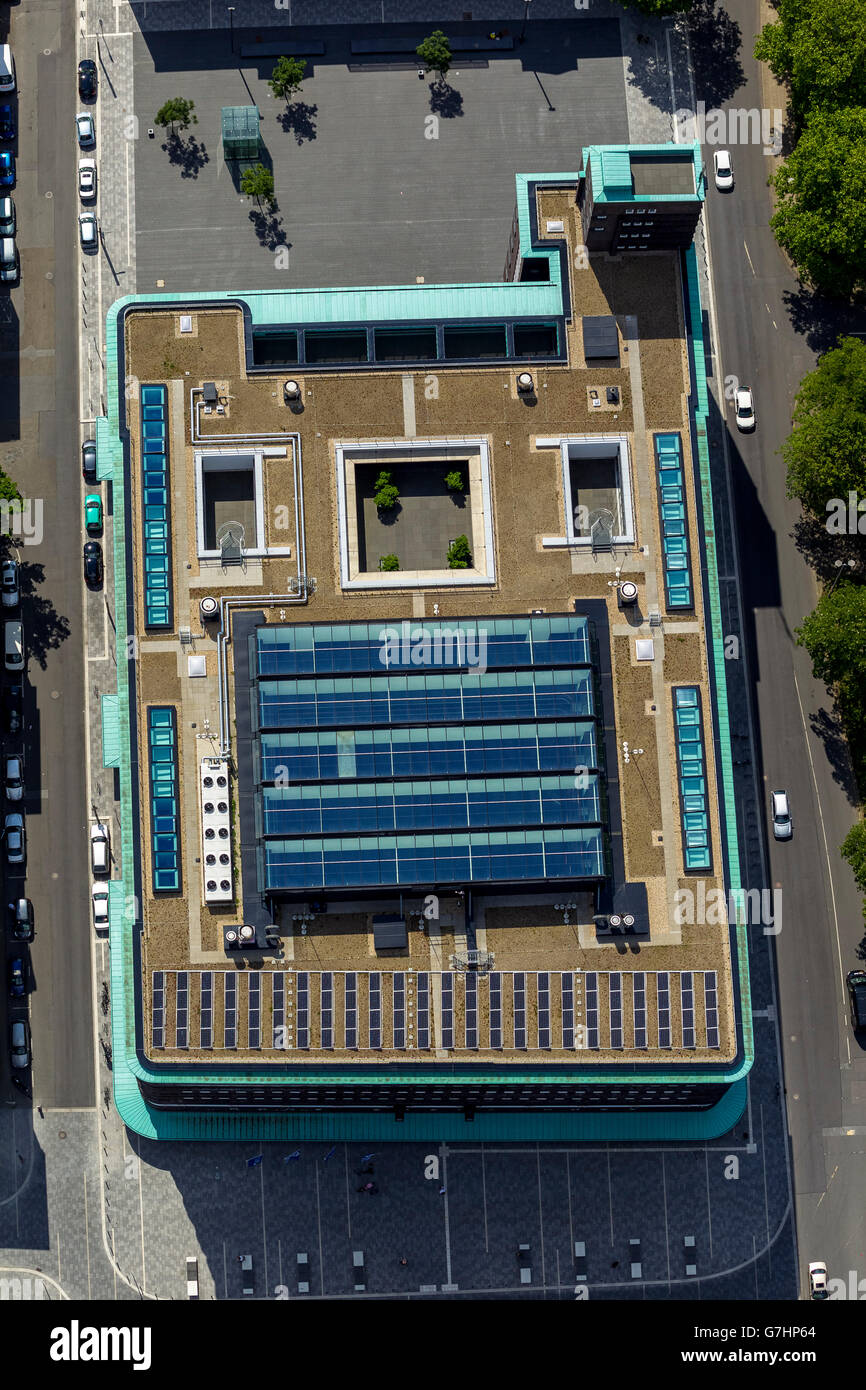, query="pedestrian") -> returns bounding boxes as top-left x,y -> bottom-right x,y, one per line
399,1256 -> 408,1267
237,1254 -> 244,1264
360,1152 -> 376,1164
323,1145 -> 337,1163
417,68 -> 425,79
363,1181 -> 375,1192
438,1185 -> 446,1195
